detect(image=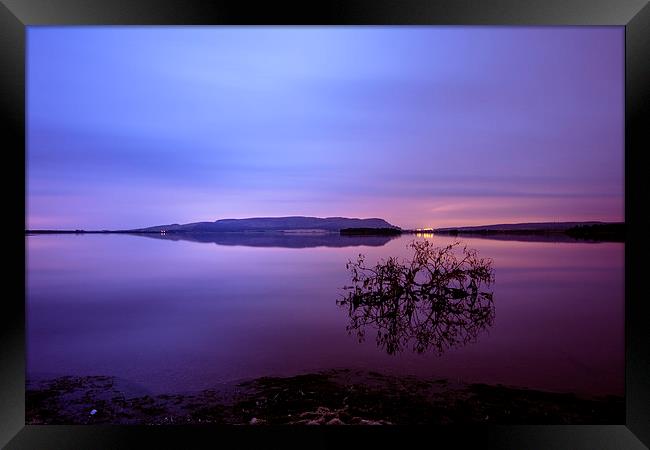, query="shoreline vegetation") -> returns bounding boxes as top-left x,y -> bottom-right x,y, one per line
26,370 -> 623,425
